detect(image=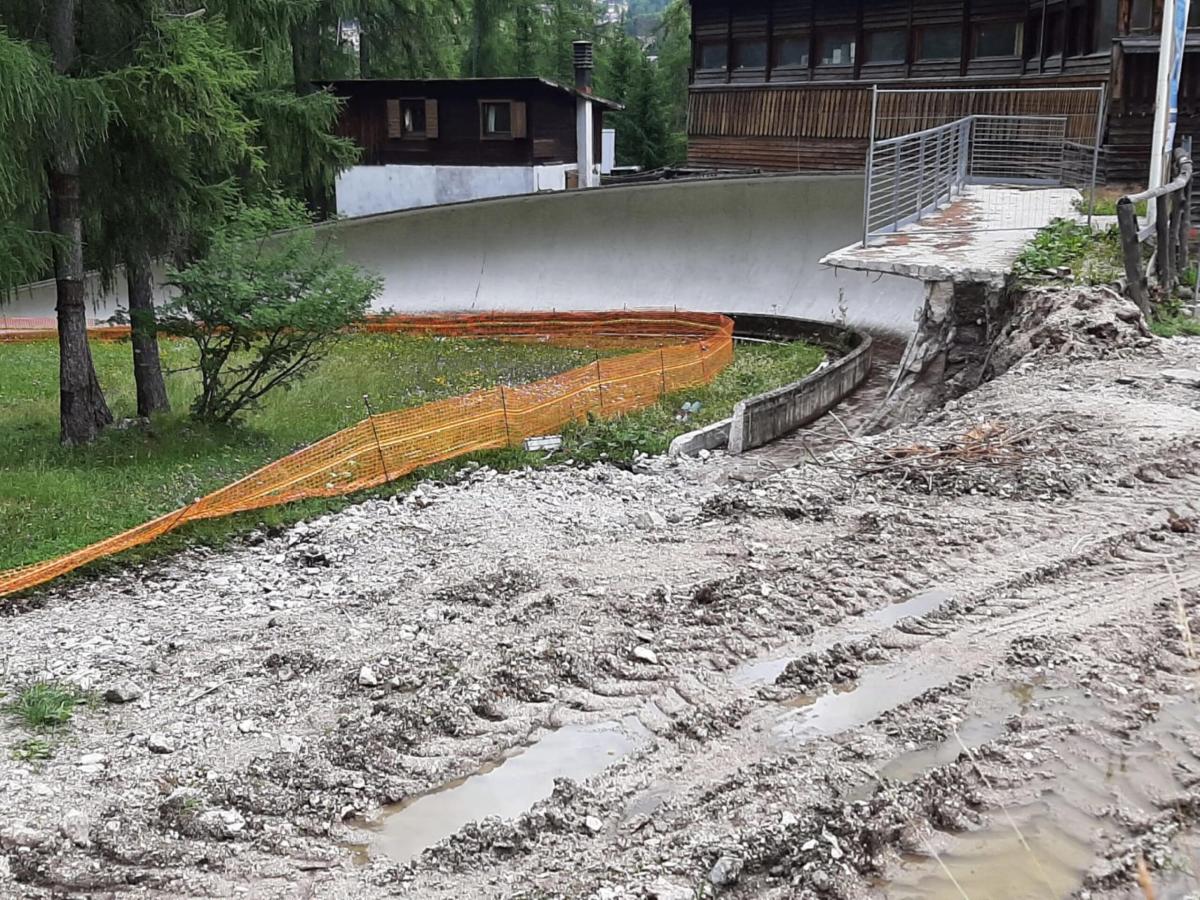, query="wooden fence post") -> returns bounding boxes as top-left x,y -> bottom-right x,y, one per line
1117,199 -> 1150,316
1157,192 -> 1173,289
